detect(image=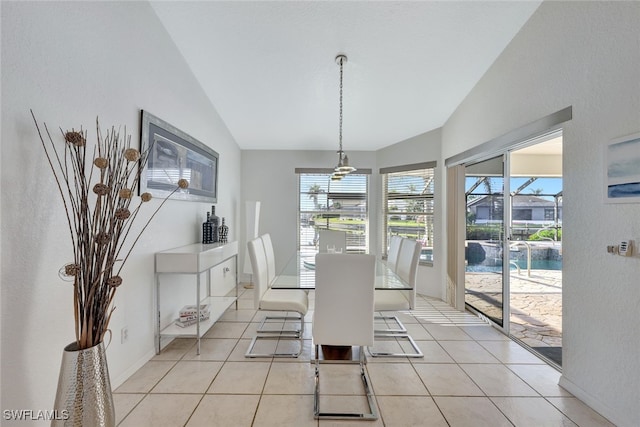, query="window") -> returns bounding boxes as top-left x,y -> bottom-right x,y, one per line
381,162 -> 436,264
513,209 -> 532,221
544,208 -> 555,221
296,168 -> 370,255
